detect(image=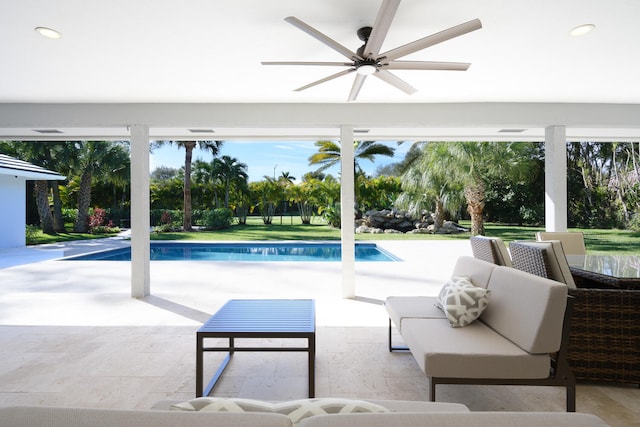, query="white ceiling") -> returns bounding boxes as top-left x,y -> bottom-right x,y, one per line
1,0 -> 640,140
